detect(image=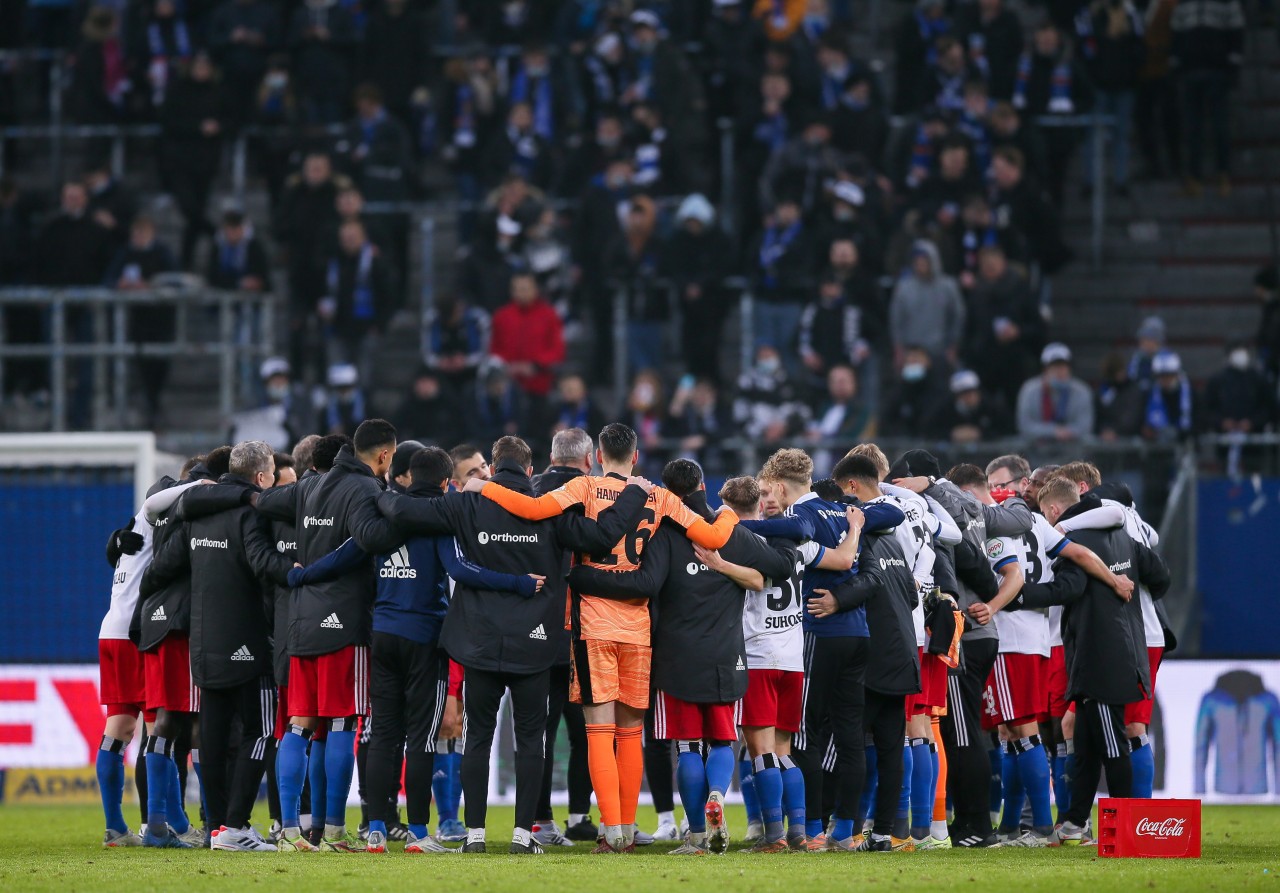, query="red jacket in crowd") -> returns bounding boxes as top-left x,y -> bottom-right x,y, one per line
490,297 -> 565,397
